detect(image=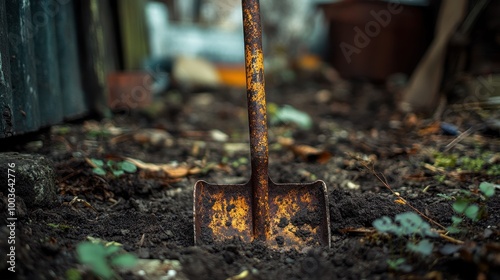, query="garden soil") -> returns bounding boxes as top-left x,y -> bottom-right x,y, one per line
0,81 -> 499,280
